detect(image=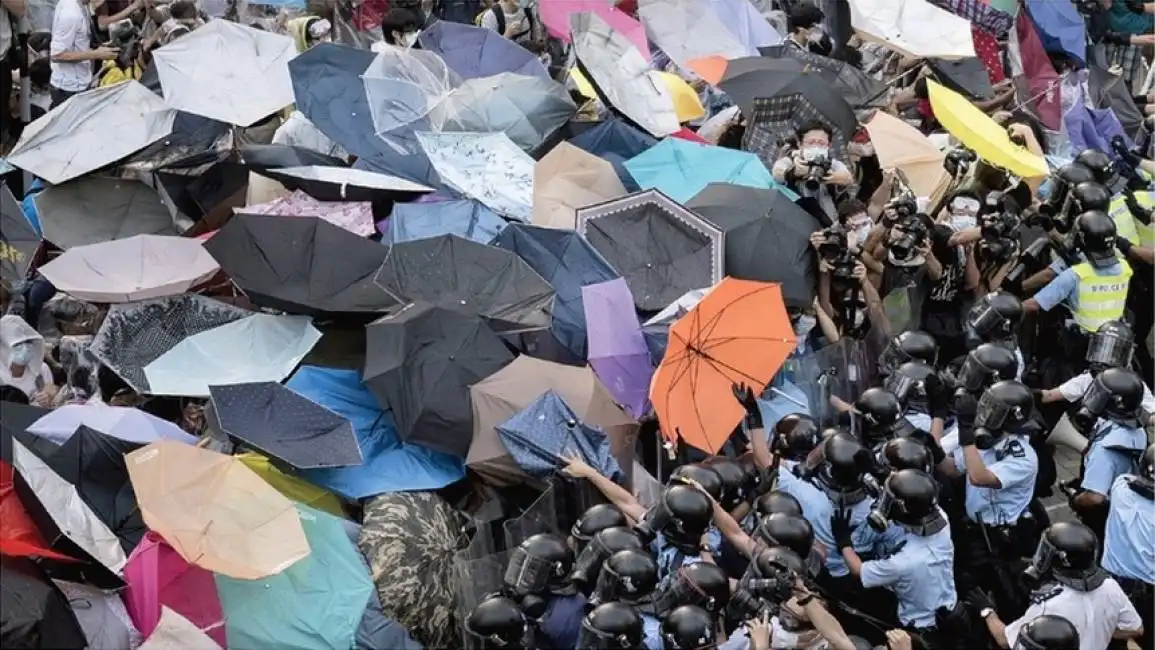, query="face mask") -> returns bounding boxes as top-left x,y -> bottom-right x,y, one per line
950,214 -> 977,231
846,213 -> 871,246
400,31 -> 419,47
801,146 -> 829,163
9,342 -> 33,367
795,315 -> 817,340
808,26 -> 823,42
